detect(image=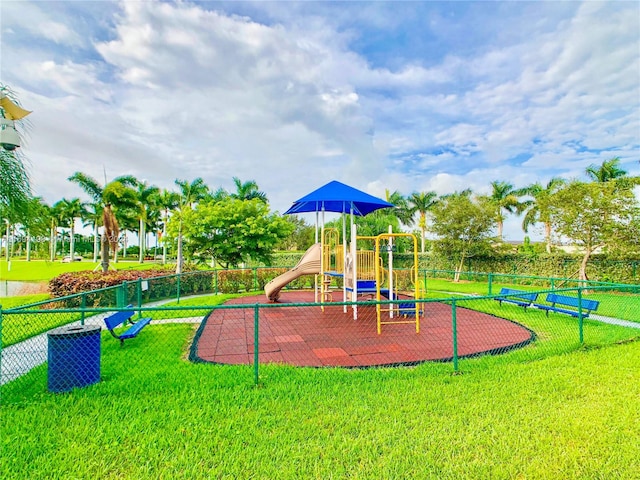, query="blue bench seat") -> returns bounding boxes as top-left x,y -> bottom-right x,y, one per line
104,305 -> 152,346
534,293 -> 599,318
494,288 -> 538,310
